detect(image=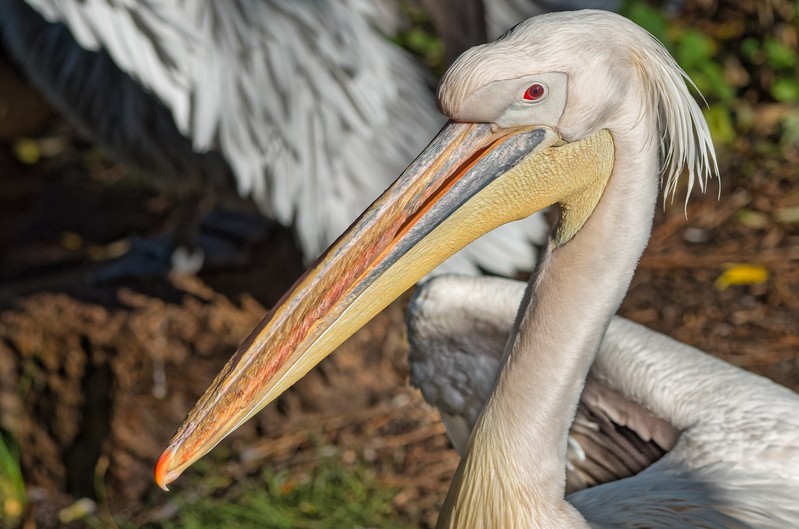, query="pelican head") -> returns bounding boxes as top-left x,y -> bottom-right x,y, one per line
439,10 -> 715,198
155,10 -> 715,490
